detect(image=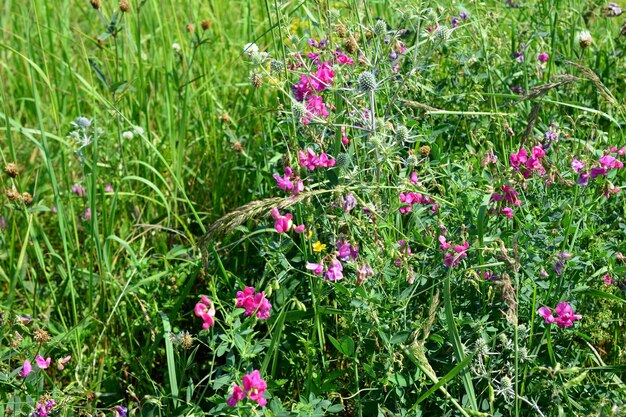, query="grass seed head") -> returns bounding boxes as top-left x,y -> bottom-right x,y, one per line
90,0 -> 101,10
22,192 -> 33,206
119,0 -> 130,12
